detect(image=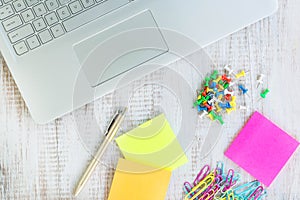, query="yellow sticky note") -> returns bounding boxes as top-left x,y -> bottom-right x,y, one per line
116,114 -> 188,171
108,158 -> 171,200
